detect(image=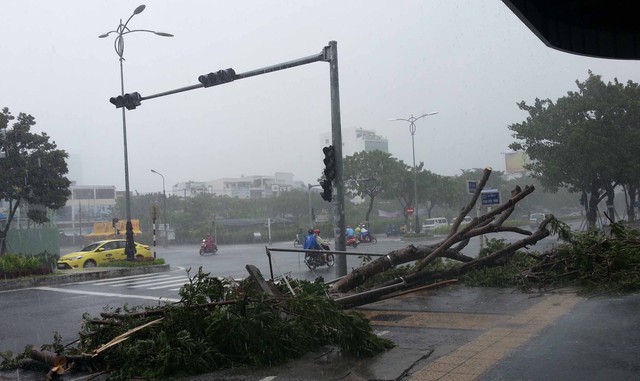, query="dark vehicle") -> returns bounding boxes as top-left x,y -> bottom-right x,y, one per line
199,239 -> 218,255
304,243 -> 334,270
359,231 -> 377,244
